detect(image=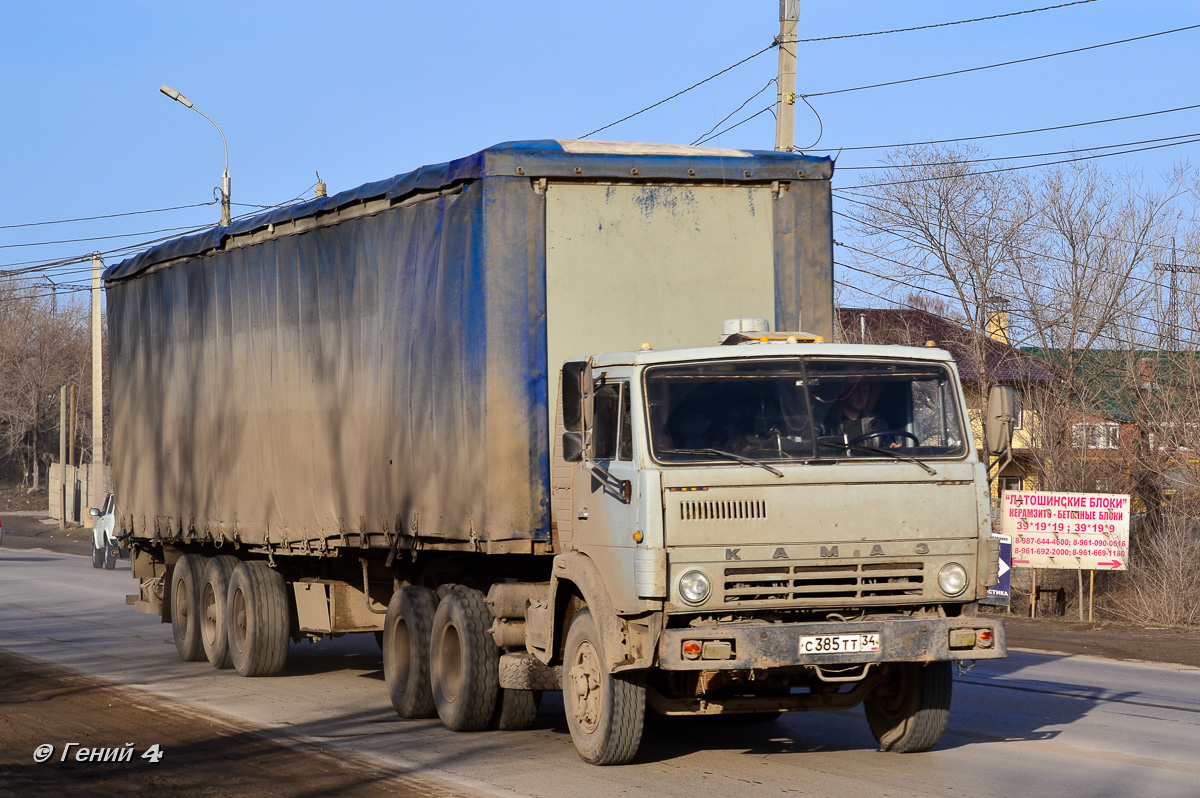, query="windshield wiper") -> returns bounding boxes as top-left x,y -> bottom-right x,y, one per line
816,440 -> 937,476
670,448 -> 785,478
